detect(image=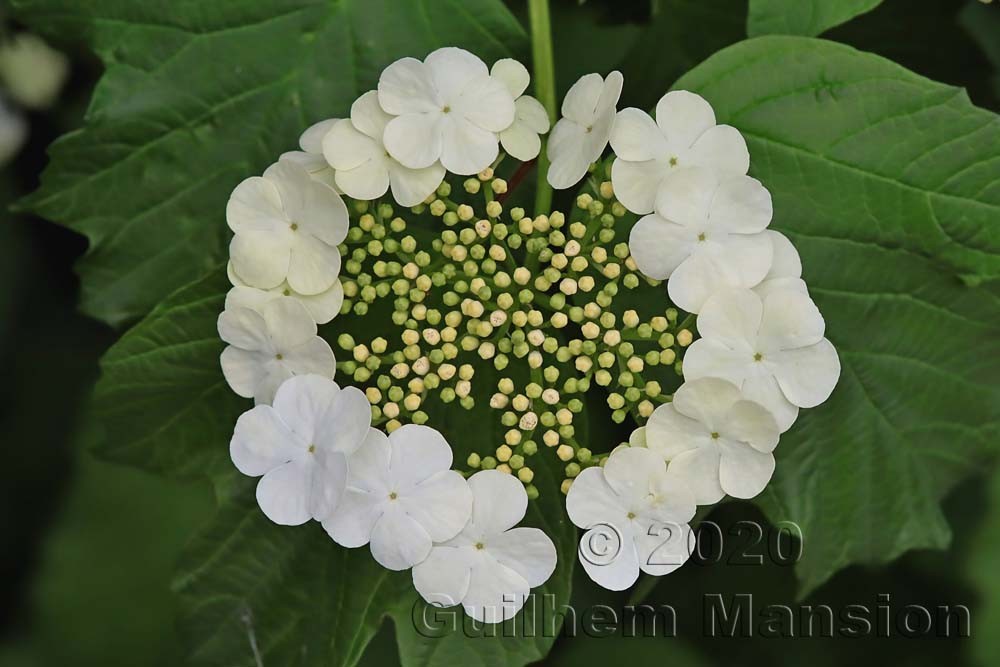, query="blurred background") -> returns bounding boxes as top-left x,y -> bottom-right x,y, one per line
0,1 -> 996,665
